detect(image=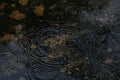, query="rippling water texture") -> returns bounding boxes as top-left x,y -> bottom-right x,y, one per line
0,0 -> 120,80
